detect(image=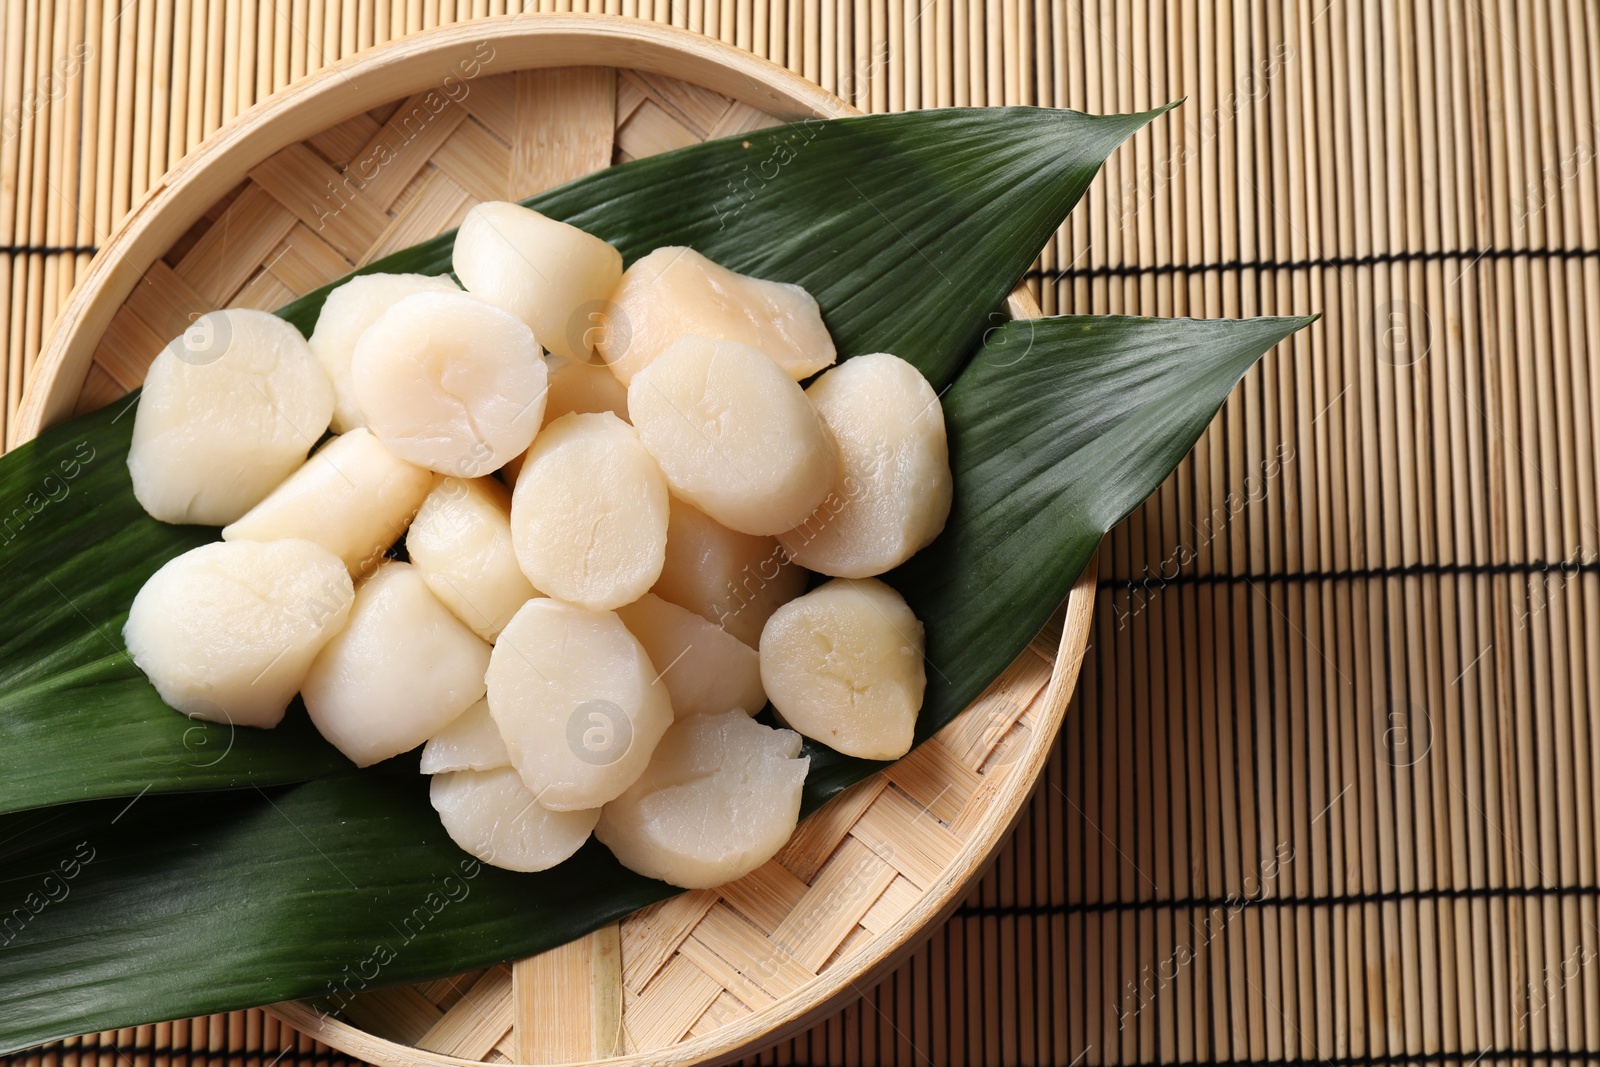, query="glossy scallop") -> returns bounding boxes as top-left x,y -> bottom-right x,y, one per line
615,594 -> 766,718
124,539 -> 353,728
486,598 -> 673,811
596,246 -> 834,384
595,710 -> 808,889
307,272 -> 460,432
651,496 -> 807,648
778,353 -> 952,578
509,412 -> 668,612
128,309 -> 334,525
430,767 -> 600,872
353,290 -> 546,478
222,428 -> 436,576
628,336 -> 837,536
758,577 -> 926,760
452,201 -> 622,362
301,562 -> 492,767
408,476 -> 538,640
420,698 -> 512,774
